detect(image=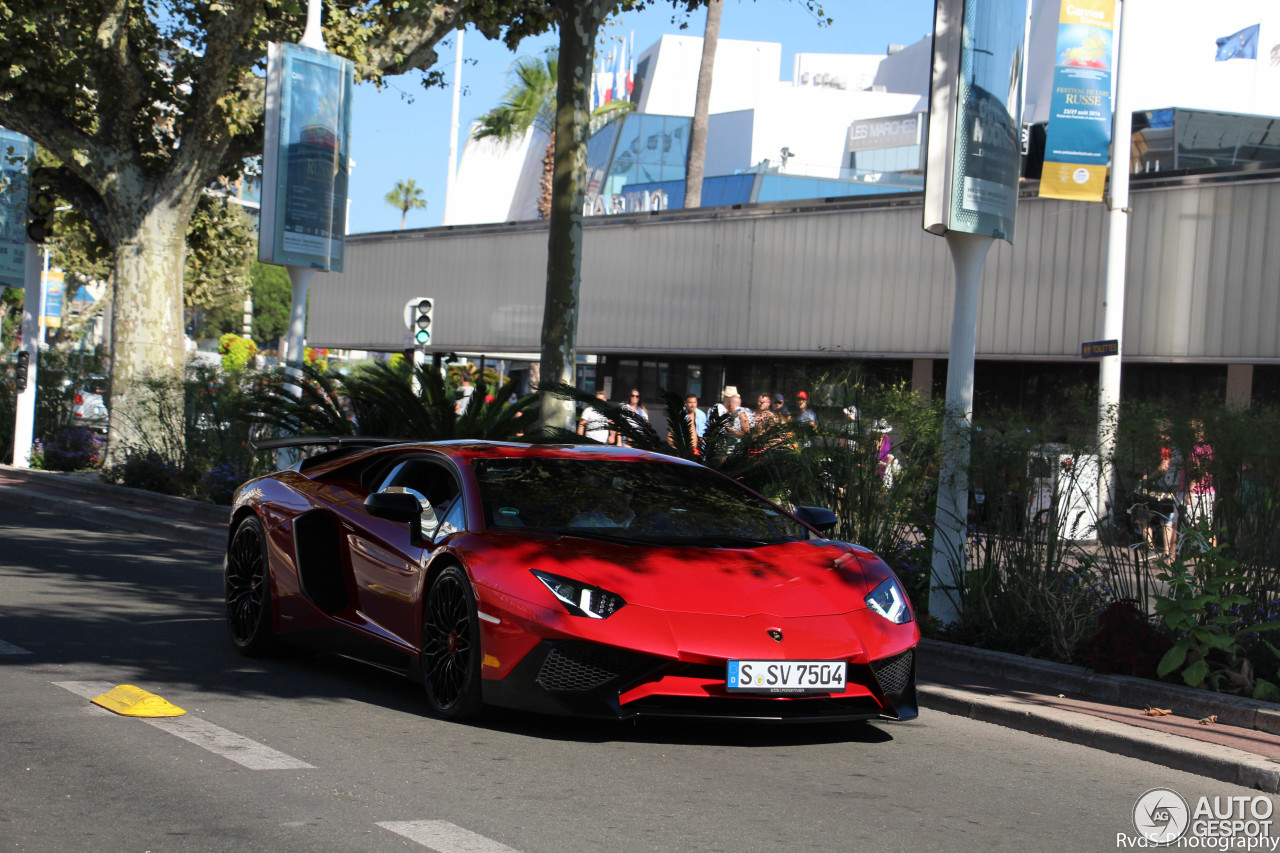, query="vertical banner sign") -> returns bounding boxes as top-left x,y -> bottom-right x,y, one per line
923,0 -> 1030,244
1039,0 -> 1116,201
42,268 -> 64,329
0,129 -> 34,290
259,43 -> 353,272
